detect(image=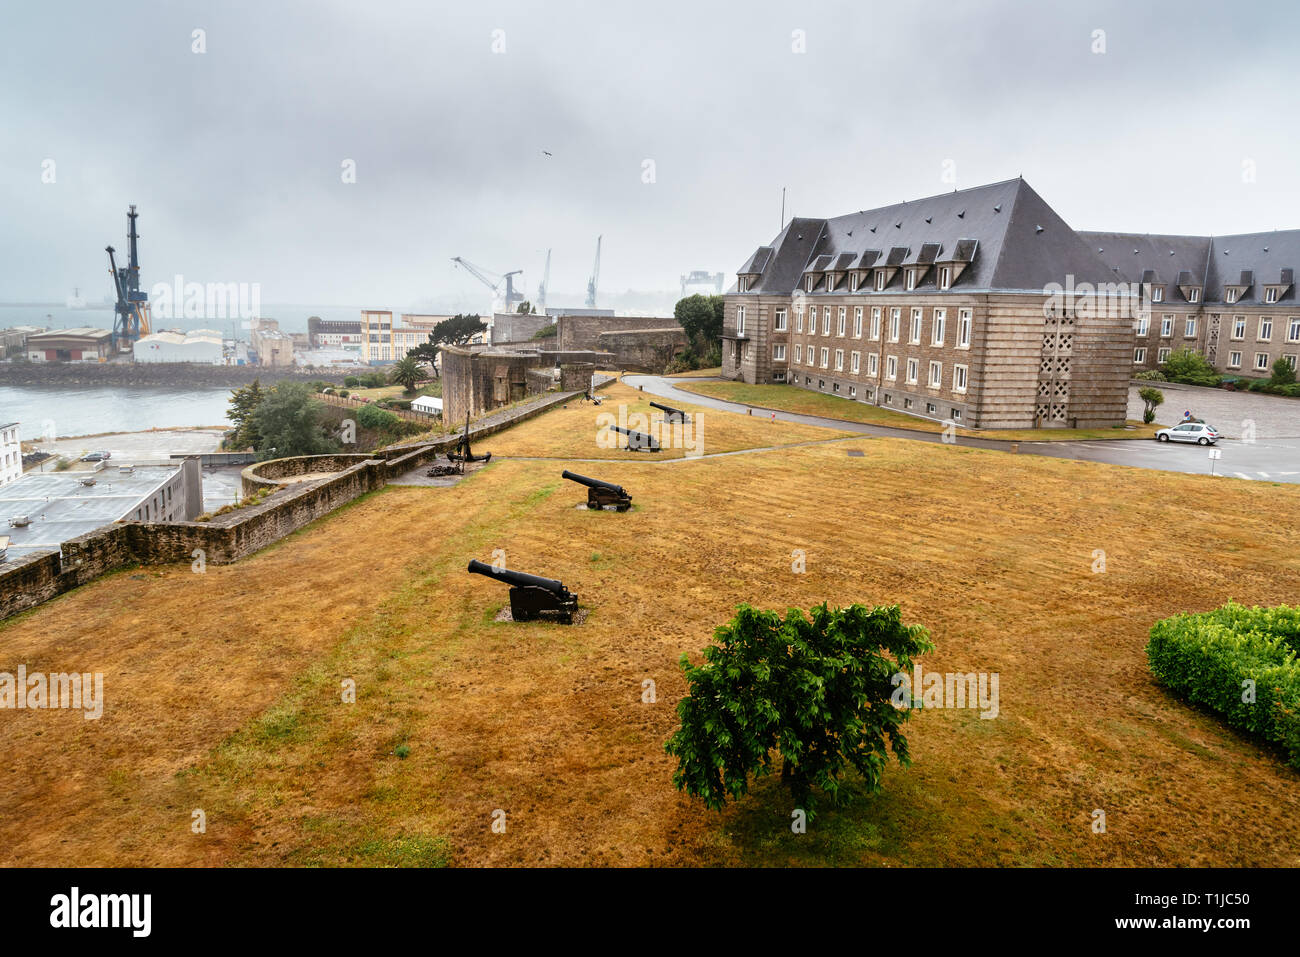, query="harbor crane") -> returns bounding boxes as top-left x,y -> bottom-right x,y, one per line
536,249 -> 551,311
450,256 -> 524,314
106,204 -> 151,352
585,235 -> 602,309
